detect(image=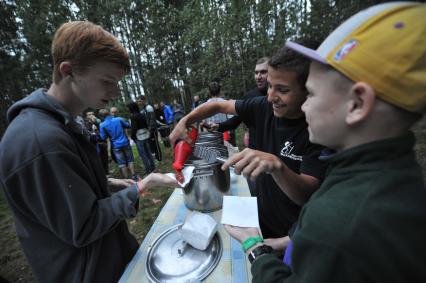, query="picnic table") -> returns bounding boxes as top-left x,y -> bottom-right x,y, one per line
119,172 -> 253,283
